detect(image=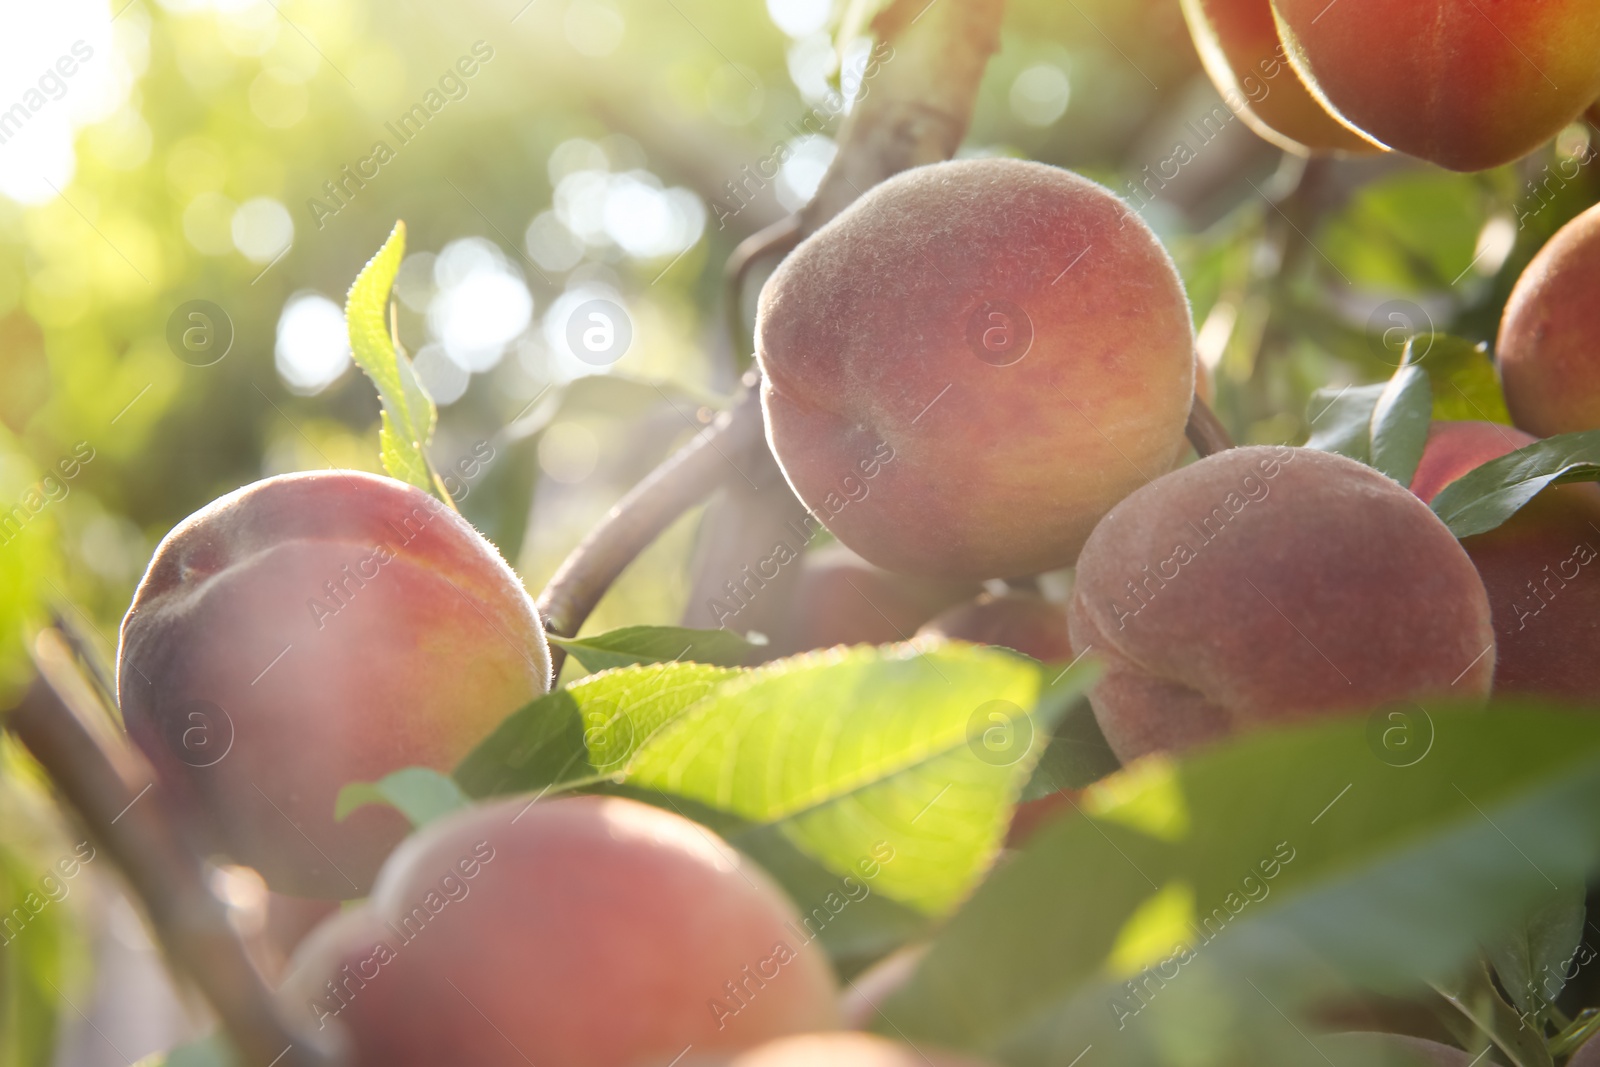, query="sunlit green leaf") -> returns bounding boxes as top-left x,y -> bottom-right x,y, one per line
622,645 -> 1097,914
454,663 -> 740,799
874,704 -> 1600,1067
345,220 -> 443,499
1407,334 -> 1512,425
